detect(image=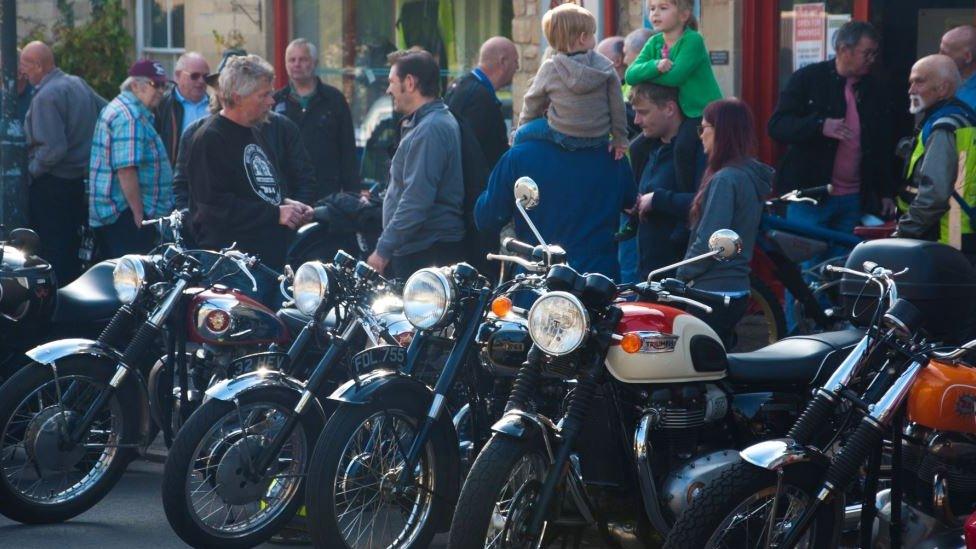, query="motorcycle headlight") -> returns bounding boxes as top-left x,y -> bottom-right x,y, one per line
113,255 -> 148,304
527,291 -> 589,356
403,268 -> 455,330
293,262 -> 330,316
